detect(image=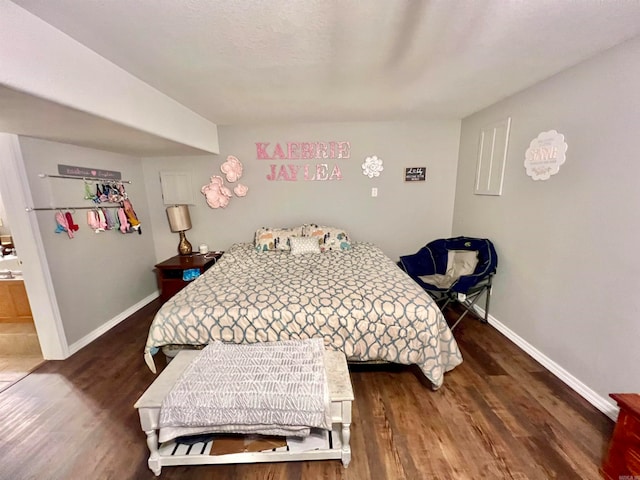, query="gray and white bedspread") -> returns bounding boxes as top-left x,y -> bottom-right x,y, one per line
144,242 -> 462,388
158,339 -> 331,443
